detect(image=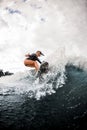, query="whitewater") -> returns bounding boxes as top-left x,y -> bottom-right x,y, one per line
0,0 -> 87,130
